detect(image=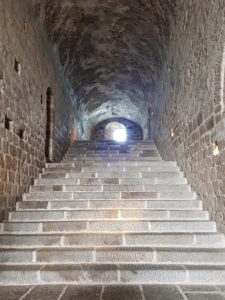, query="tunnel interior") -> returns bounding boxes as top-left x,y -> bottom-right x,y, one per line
91,117 -> 143,141
31,0 -> 177,140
